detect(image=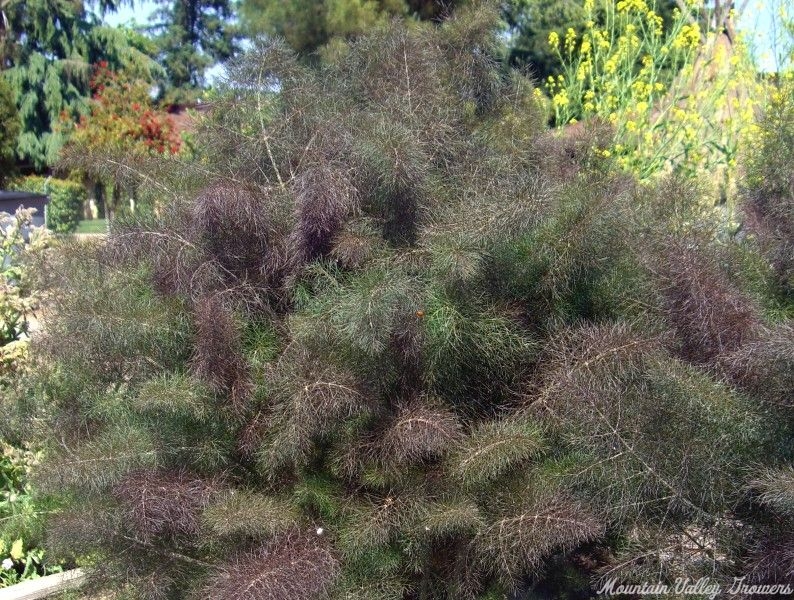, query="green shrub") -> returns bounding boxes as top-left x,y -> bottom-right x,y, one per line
741,77 -> 794,301
1,208 -> 58,588
9,176 -> 86,234
0,444 -> 65,588
16,7 -> 793,600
